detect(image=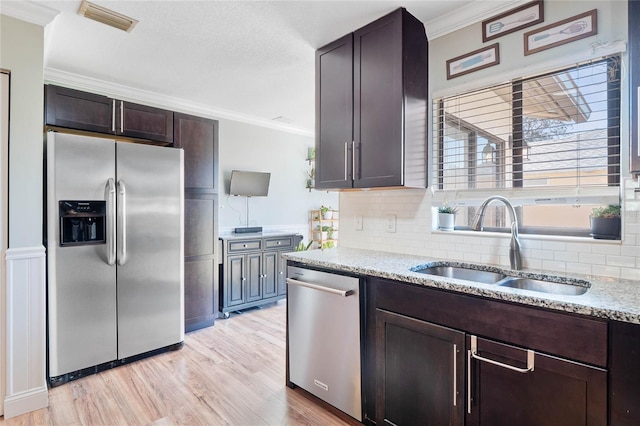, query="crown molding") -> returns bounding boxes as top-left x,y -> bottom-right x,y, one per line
44,67 -> 313,137
425,0 -> 524,40
0,1 -> 59,27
